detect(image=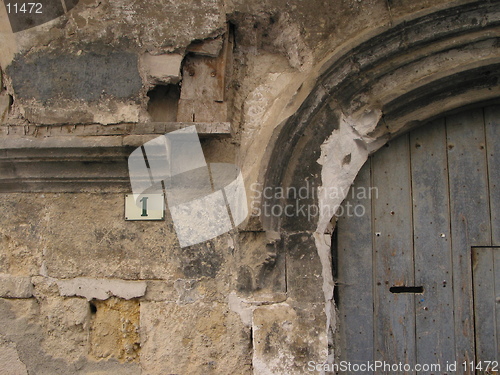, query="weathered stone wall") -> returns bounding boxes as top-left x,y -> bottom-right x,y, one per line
0,0 -> 499,374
